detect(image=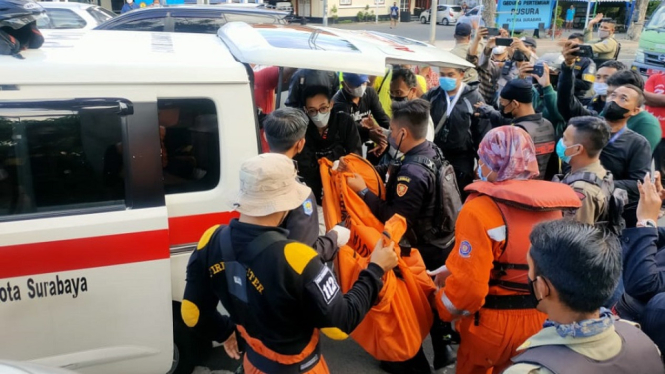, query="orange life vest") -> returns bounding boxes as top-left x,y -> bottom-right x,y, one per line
319,156 -> 436,361
465,180 -> 581,298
